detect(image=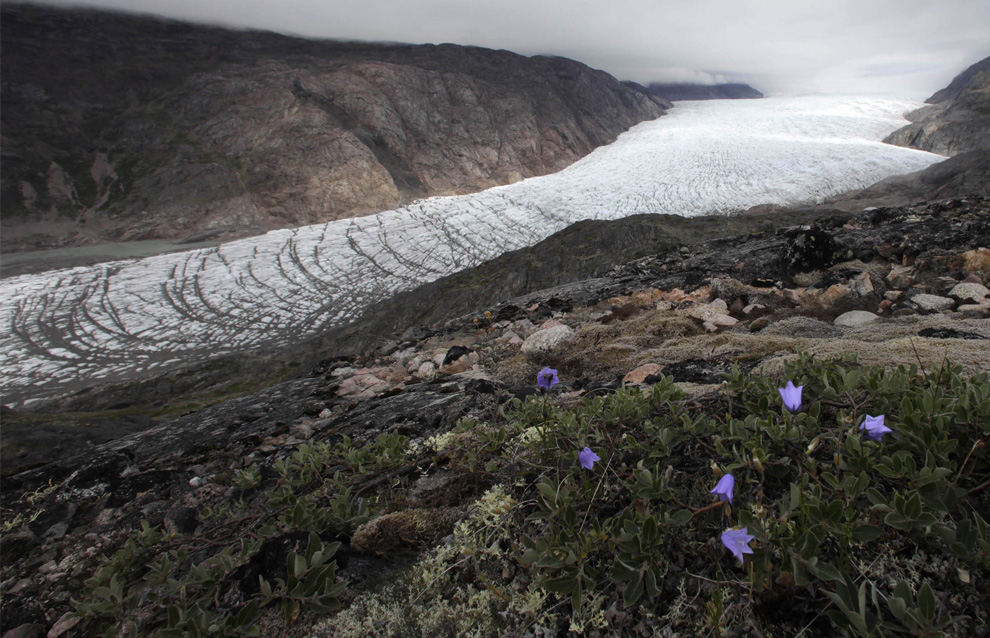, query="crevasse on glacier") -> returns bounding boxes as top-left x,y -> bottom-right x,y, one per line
0,96 -> 944,405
